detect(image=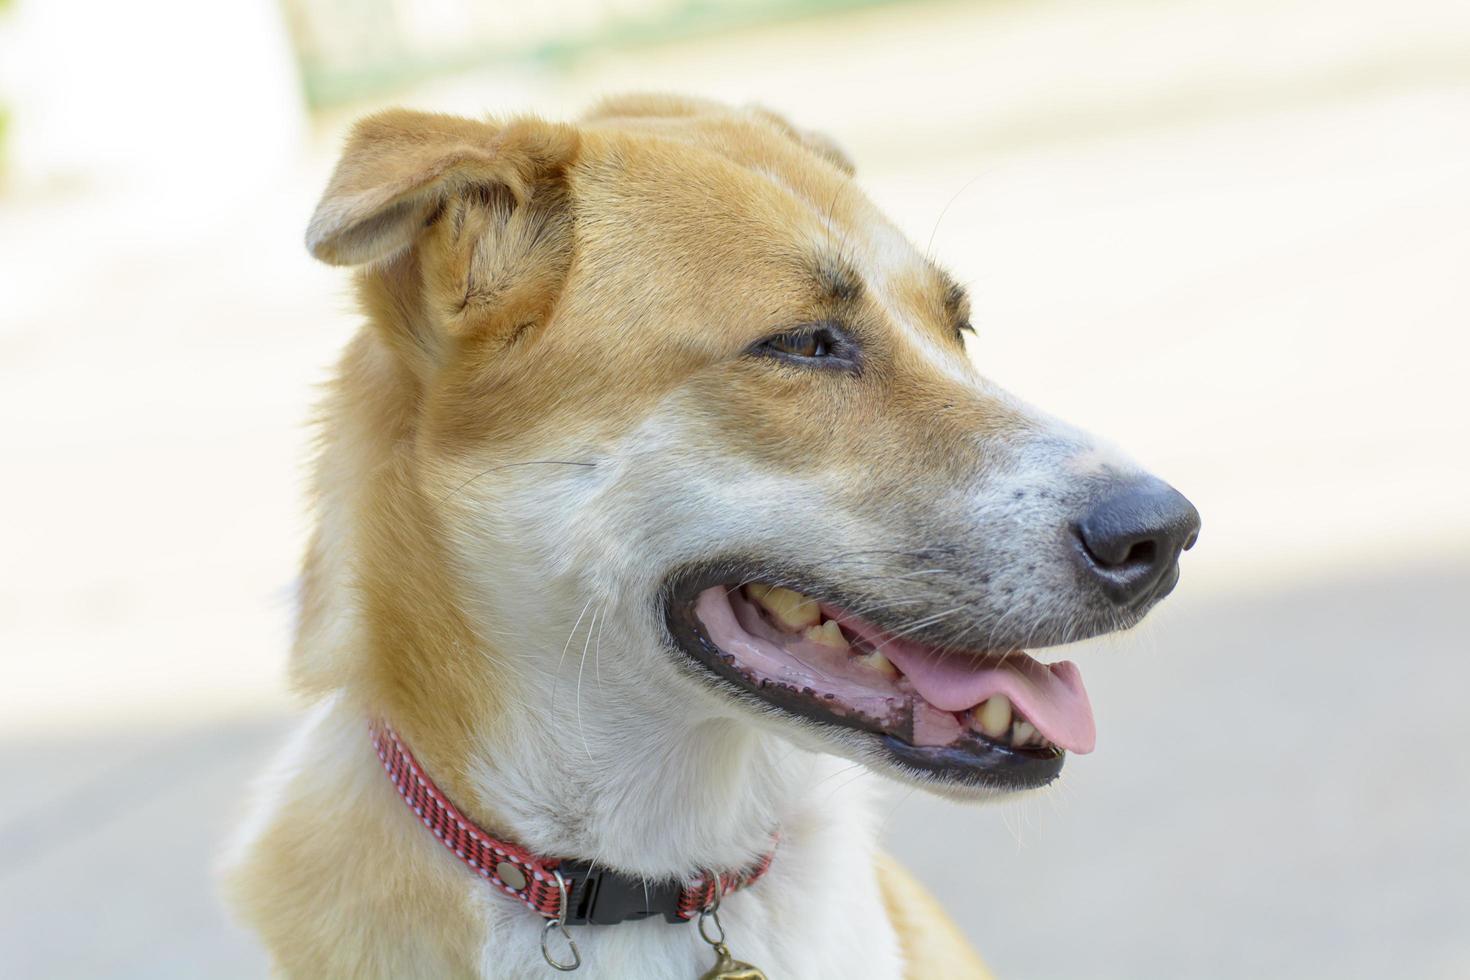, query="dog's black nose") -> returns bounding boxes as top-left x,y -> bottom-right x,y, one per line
1073,477 -> 1200,607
